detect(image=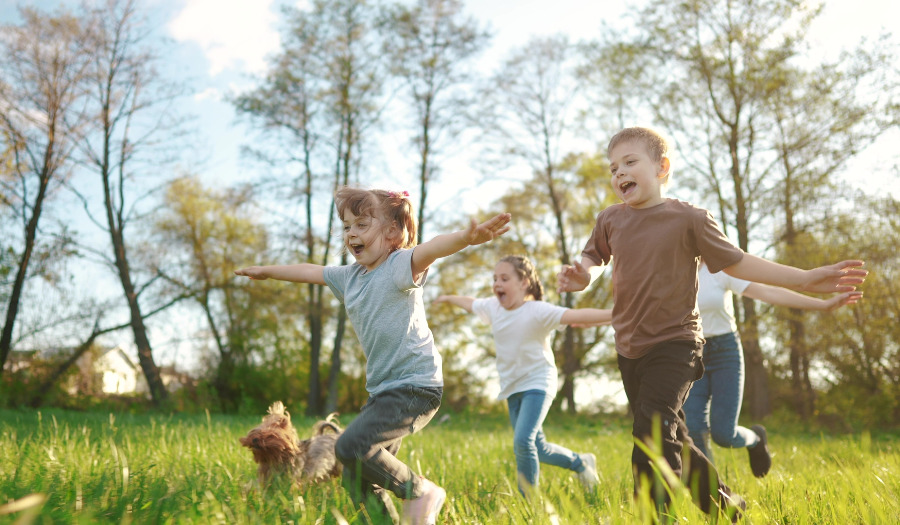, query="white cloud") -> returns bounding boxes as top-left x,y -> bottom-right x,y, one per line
168,0 -> 281,76
193,87 -> 221,101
